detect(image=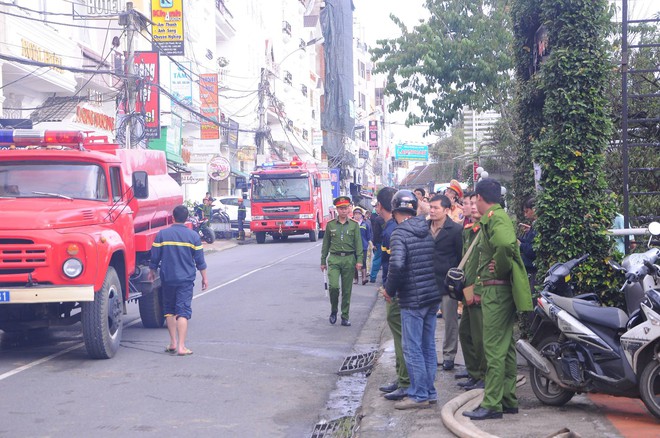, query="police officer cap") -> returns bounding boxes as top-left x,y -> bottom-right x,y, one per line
333,196 -> 351,207
391,190 -> 418,215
